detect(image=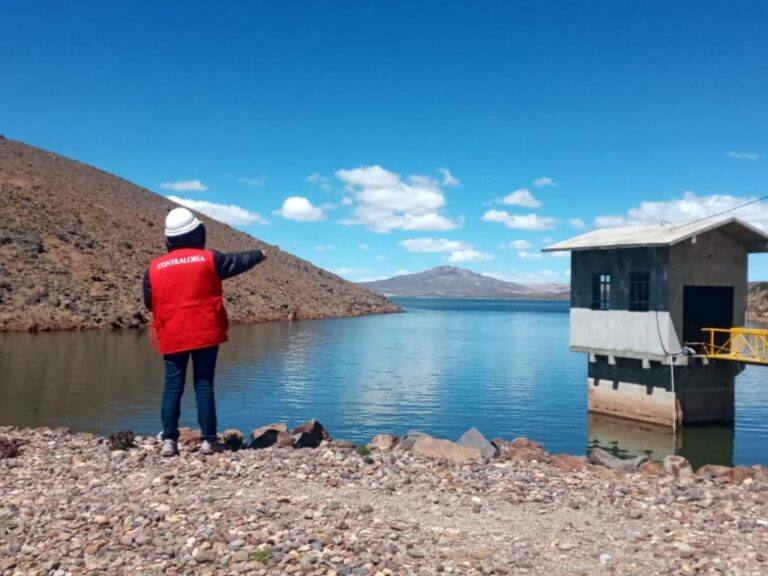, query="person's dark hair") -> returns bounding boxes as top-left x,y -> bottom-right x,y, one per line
166,223 -> 206,251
